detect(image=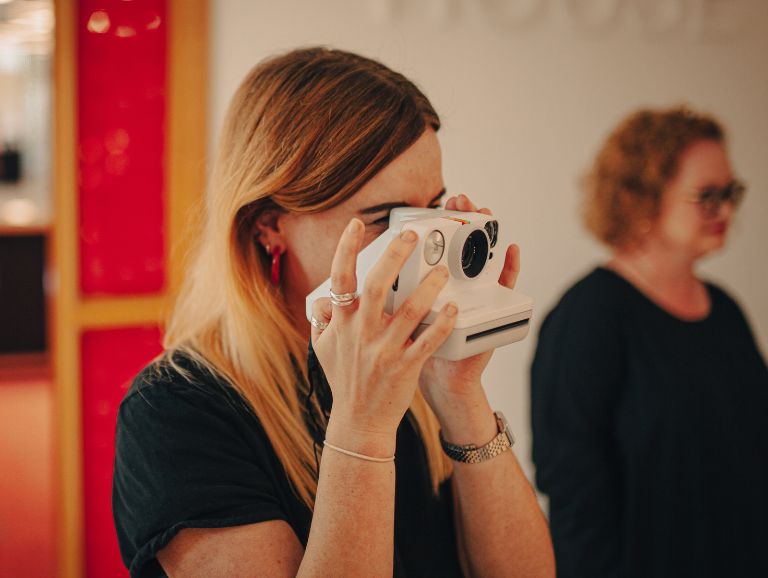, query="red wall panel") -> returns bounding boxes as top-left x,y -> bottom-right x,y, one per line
81,326 -> 163,578
78,0 -> 168,295
77,1 -> 170,574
